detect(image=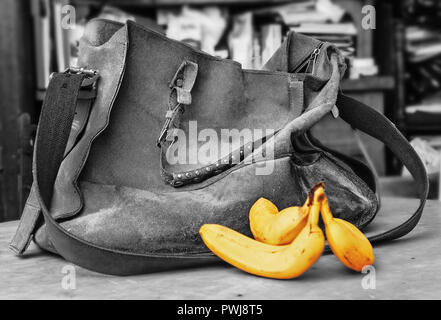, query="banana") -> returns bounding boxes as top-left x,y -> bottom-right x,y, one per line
249,183 -> 322,245
199,185 -> 325,279
321,194 -> 374,272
